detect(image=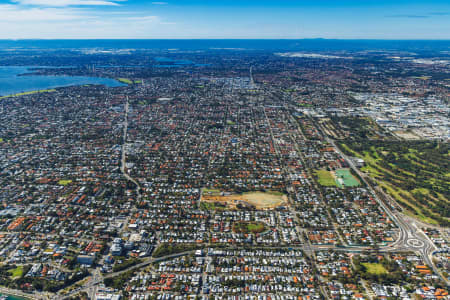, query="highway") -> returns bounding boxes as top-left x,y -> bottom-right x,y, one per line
60,251 -> 196,299
0,287 -> 35,300
54,107 -> 447,298
313,118 -> 447,285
